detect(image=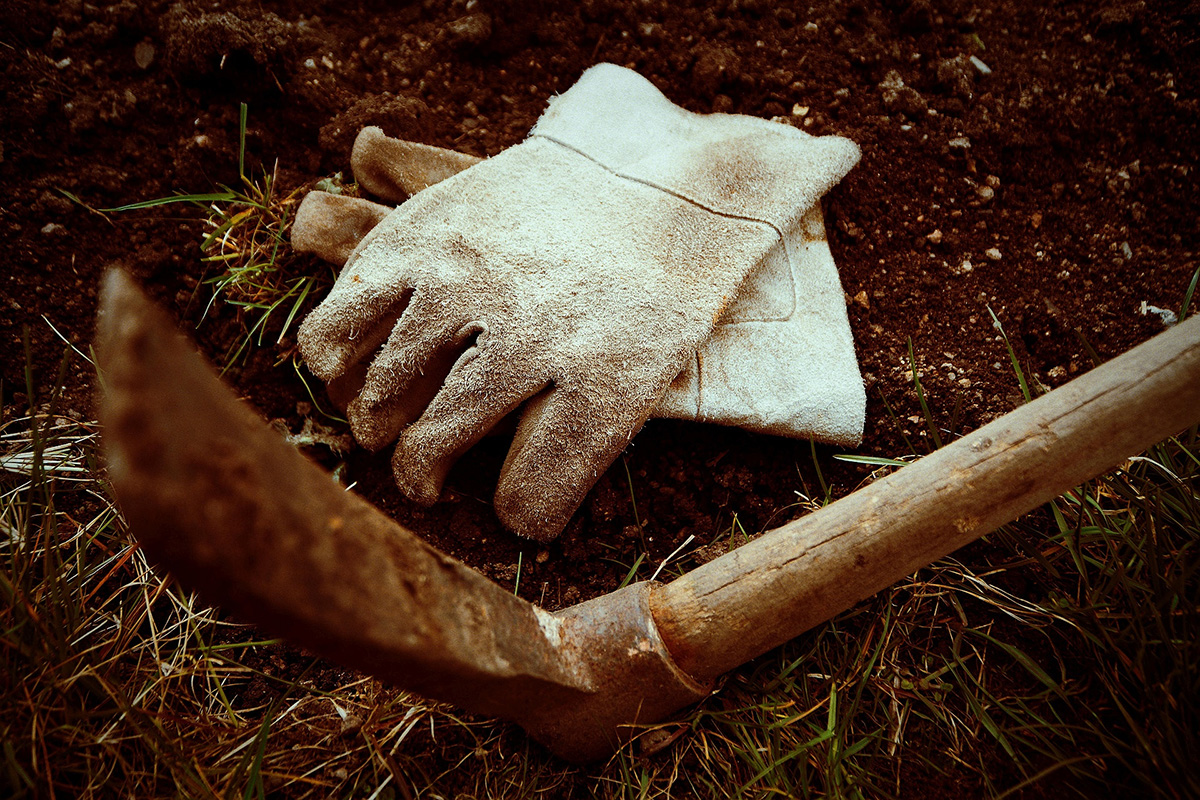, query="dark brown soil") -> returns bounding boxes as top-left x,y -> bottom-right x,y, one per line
2,0 -> 1197,782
